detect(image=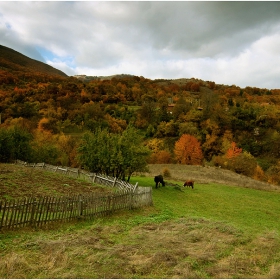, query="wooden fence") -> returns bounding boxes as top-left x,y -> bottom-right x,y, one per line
16,160 -> 139,193
0,190 -> 153,230
0,161 -> 153,230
